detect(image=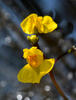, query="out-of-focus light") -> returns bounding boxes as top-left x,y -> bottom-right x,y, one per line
24,97 -> 30,100
44,85 -> 51,92
5,36 -> 12,44
17,94 -> 23,100
67,72 -> 73,80
28,91 -> 34,97
43,47 -> 50,53
0,80 -> 7,87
